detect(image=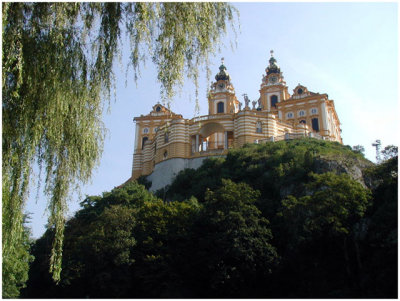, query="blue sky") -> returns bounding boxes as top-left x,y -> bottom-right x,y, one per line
25,2 -> 398,238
